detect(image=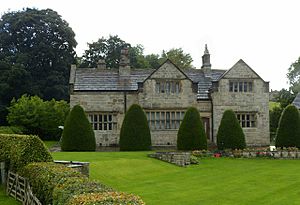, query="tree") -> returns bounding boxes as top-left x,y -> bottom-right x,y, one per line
7,95 -> 69,140
275,105 -> 300,148
269,106 -> 283,142
119,104 -> 151,151
275,89 -> 295,109
161,48 -> 194,69
80,35 -> 130,68
61,105 -> 96,151
177,107 -> 207,150
217,110 -> 246,150
0,8 -> 77,100
287,57 -> 300,94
